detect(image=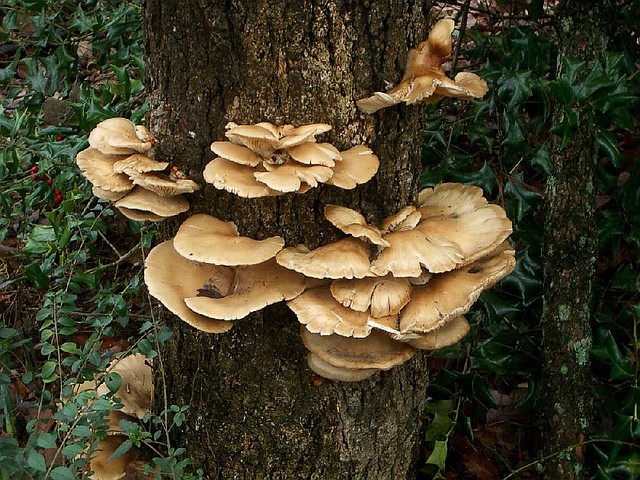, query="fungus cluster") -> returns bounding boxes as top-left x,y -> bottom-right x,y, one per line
75,354 -> 152,479
357,18 -> 488,114
144,214 -> 306,333
276,183 -> 515,381
76,118 -> 199,221
134,18 -> 509,383
204,122 -> 379,197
